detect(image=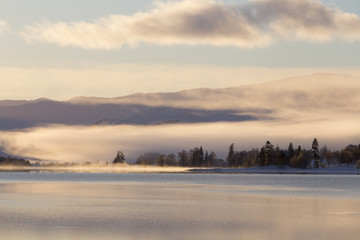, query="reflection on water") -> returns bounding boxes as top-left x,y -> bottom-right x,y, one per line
1,172 -> 360,198
1,176 -> 360,240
